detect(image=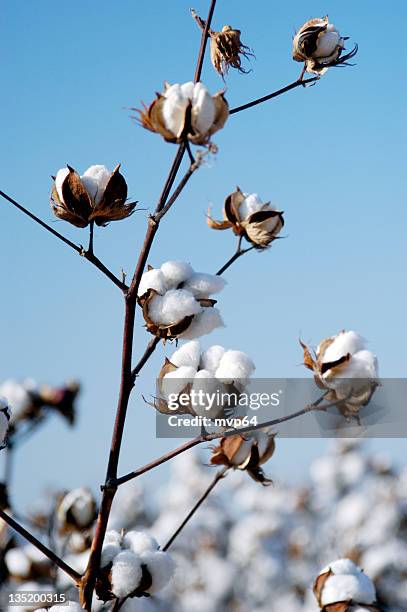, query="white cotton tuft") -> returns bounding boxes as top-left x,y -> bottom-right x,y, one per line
148,289 -> 201,326
343,350 -> 379,379
58,487 -> 95,528
200,345 -> 226,374
101,543 -> 121,568
315,30 -> 341,58
123,530 -> 159,555
138,268 -> 167,298
191,82 -> 216,134
160,261 -> 194,289
81,165 -> 111,205
319,558 -> 376,606
179,308 -> 224,340
104,530 -> 122,546
239,193 -> 264,219
215,350 -> 255,384
55,167 -> 70,203
170,340 -> 201,369
321,331 -> 366,363
0,380 -> 31,421
141,550 -> 175,594
161,366 -> 197,399
111,551 -> 143,598
162,84 -> 190,137
5,548 -> 31,577
183,273 -> 226,298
